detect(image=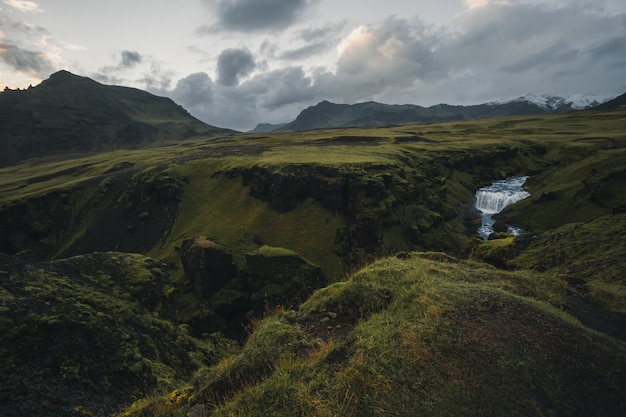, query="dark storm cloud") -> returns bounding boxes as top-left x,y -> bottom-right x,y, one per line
217,48 -> 256,86
94,50 -> 145,84
120,50 -> 142,68
102,50 -> 142,72
172,72 -> 215,107
202,0 -> 314,32
168,71 -> 260,129
251,66 -> 317,110
0,42 -> 54,74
